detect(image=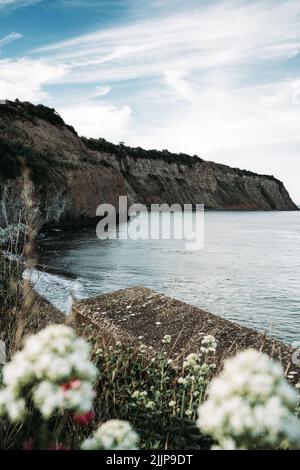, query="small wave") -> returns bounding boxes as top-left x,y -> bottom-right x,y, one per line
23,268 -> 86,313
